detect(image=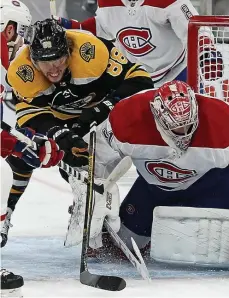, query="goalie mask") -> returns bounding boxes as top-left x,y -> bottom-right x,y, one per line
150,81 -> 199,151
